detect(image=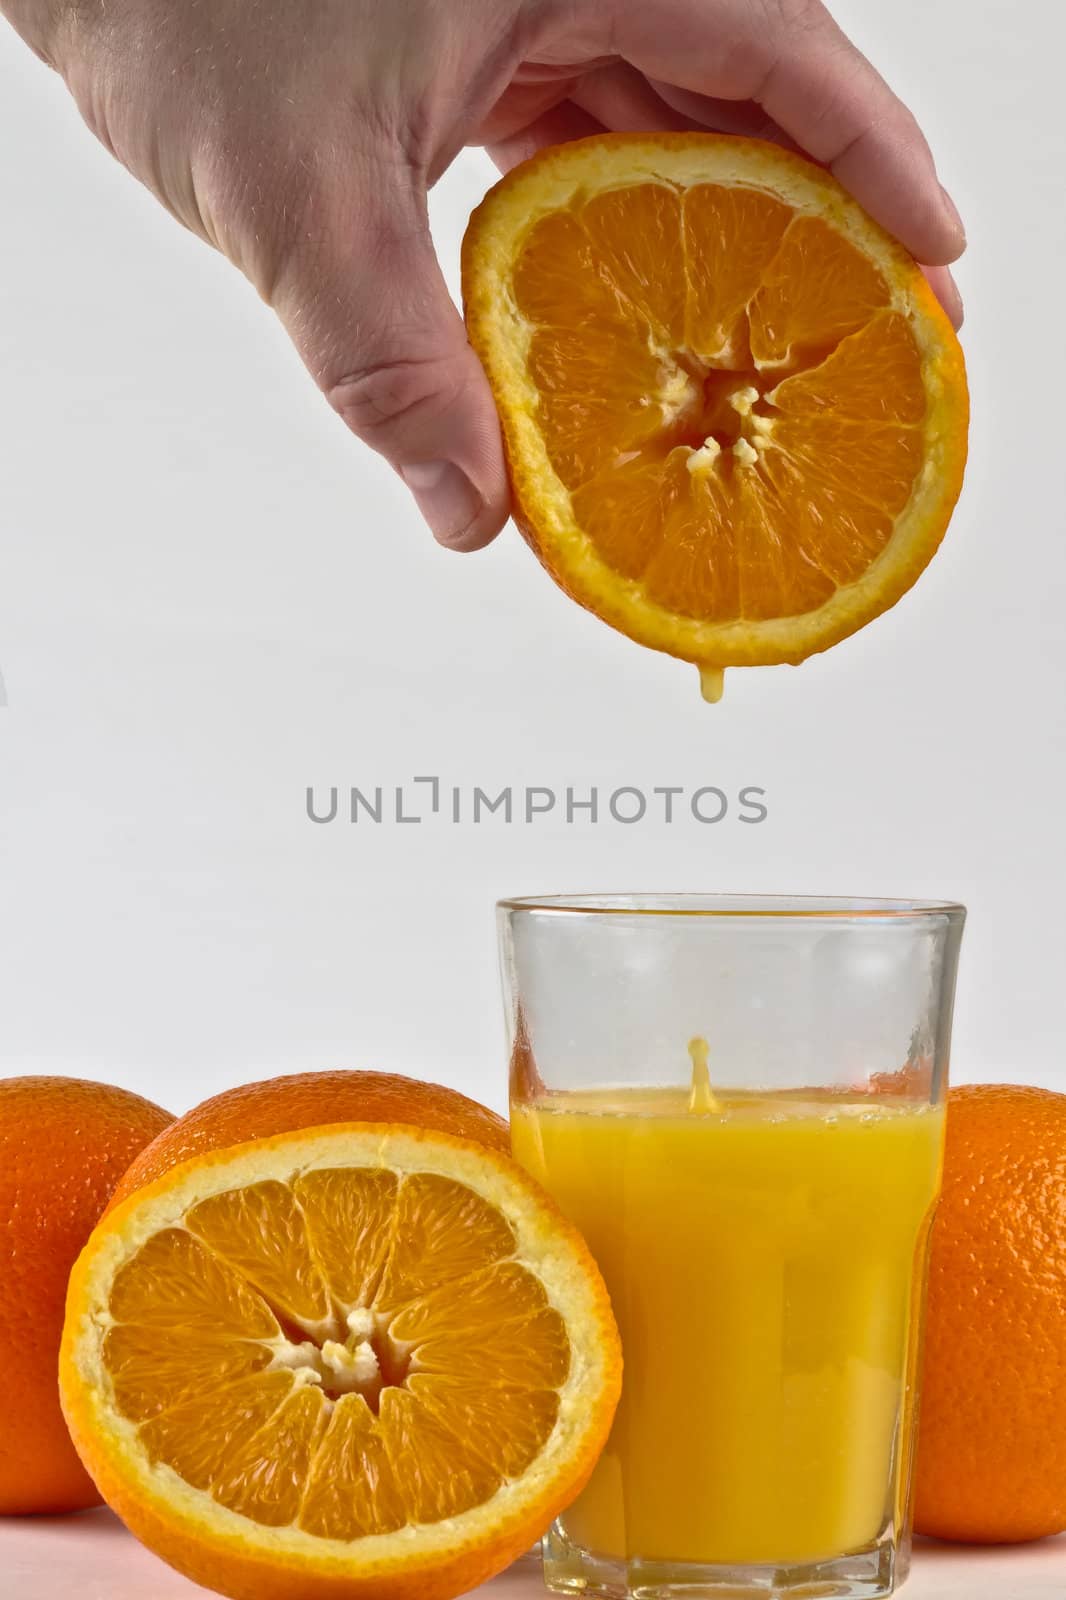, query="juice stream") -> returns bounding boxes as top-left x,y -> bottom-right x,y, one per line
511,1055 -> 943,1567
